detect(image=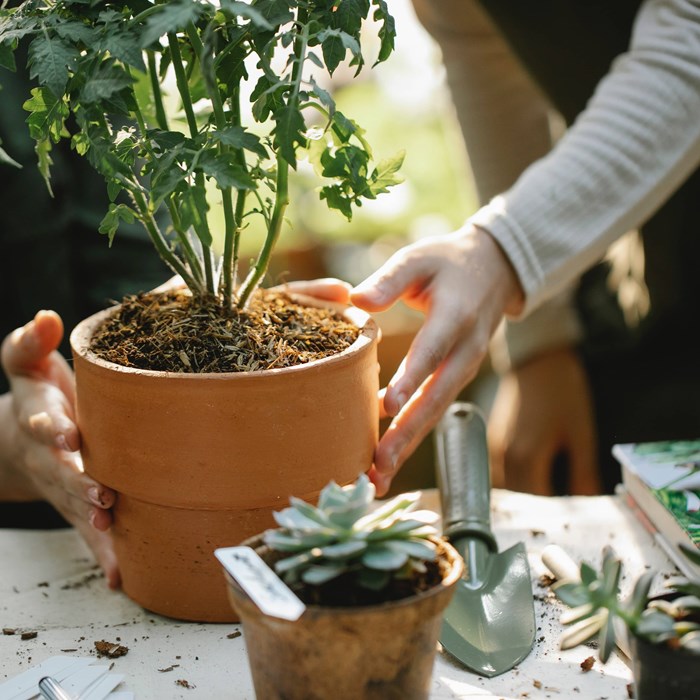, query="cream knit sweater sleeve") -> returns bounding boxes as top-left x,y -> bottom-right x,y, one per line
412,0 -> 583,368
468,0 -> 700,316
